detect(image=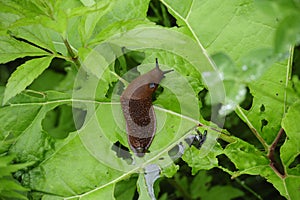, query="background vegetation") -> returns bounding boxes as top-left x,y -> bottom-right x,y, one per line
0,0 -> 300,199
